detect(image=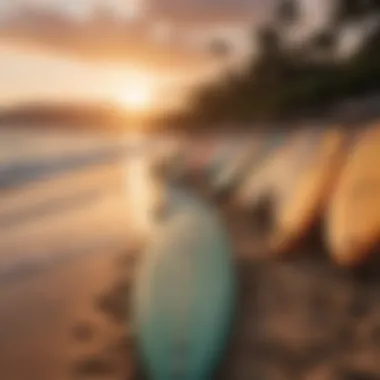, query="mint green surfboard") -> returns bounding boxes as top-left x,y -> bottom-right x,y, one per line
133,190 -> 236,380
